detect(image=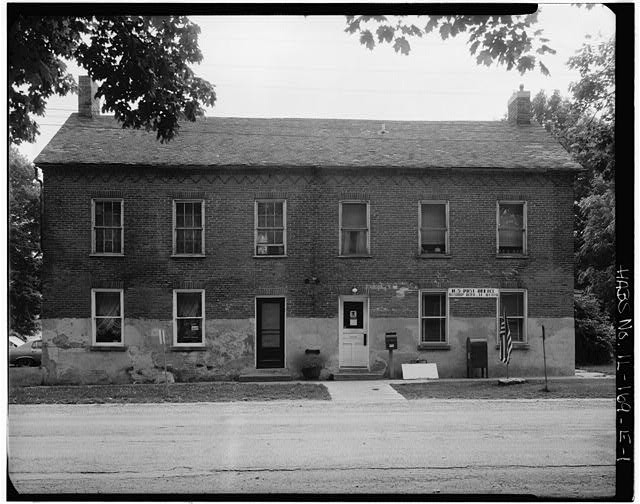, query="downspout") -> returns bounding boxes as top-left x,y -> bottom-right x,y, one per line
34,165 -> 43,255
